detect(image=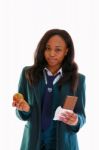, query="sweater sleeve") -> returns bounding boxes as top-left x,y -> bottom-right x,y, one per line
67,74 -> 86,133
15,67 -> 32,121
